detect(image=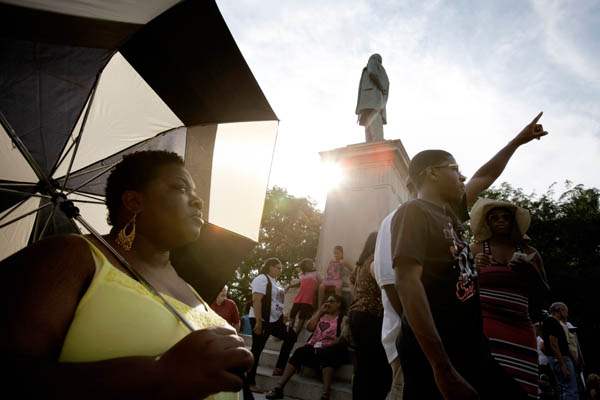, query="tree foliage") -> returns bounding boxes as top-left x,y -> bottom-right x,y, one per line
481,181 -> 600,372
228,186 -> 322,313
228,182 -> 600,371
